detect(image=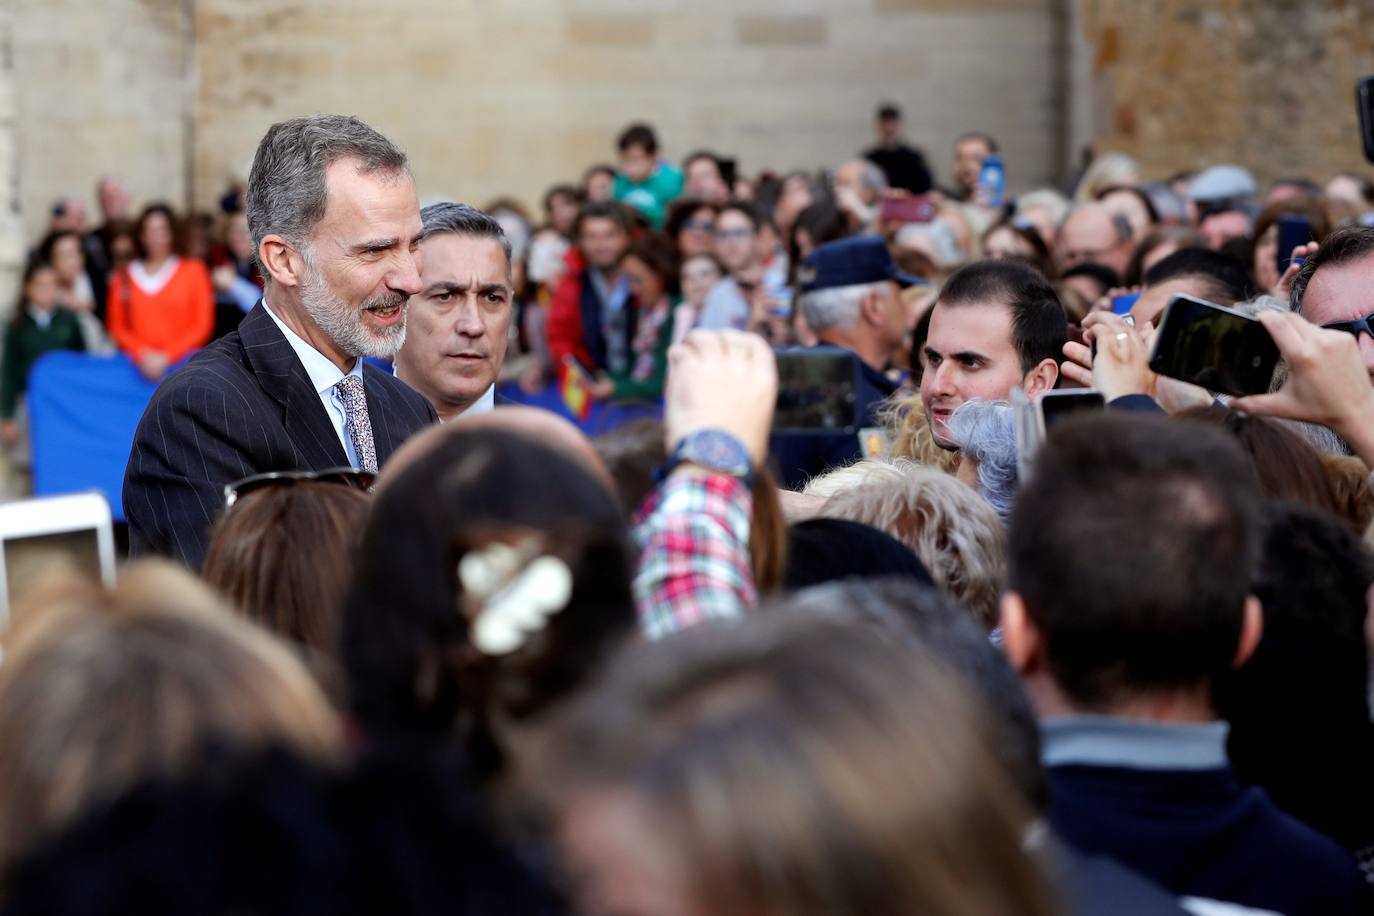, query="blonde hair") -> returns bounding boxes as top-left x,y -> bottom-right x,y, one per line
0,561 -> 339,879
1073,152 -> 1141,204
812,458 -> 1005,628
878,392 -> 961,475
